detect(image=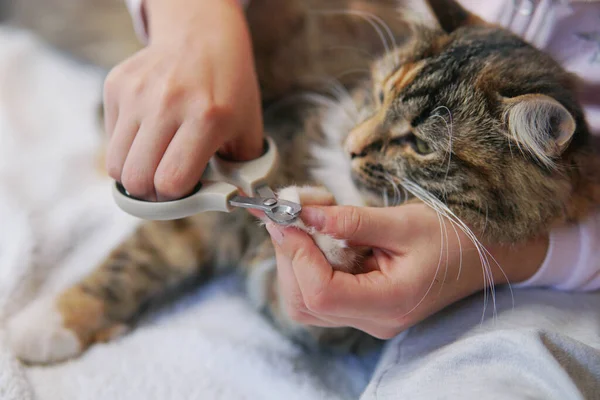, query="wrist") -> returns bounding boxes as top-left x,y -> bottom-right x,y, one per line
490,235 -> 550,285
144,0 -> 246,41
